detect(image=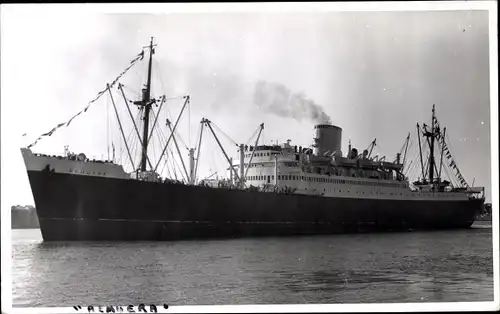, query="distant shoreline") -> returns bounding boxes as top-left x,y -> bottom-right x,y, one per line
11,205 -> 39,229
